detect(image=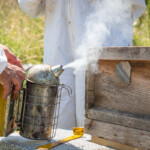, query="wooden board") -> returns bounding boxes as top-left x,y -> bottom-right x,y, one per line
85,65 -> 95,117
87,107 -> 150,132
94,60 -> 150,116
92,136 -> 143,150
85,118 -> 150,150
94,47 -> 150,60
